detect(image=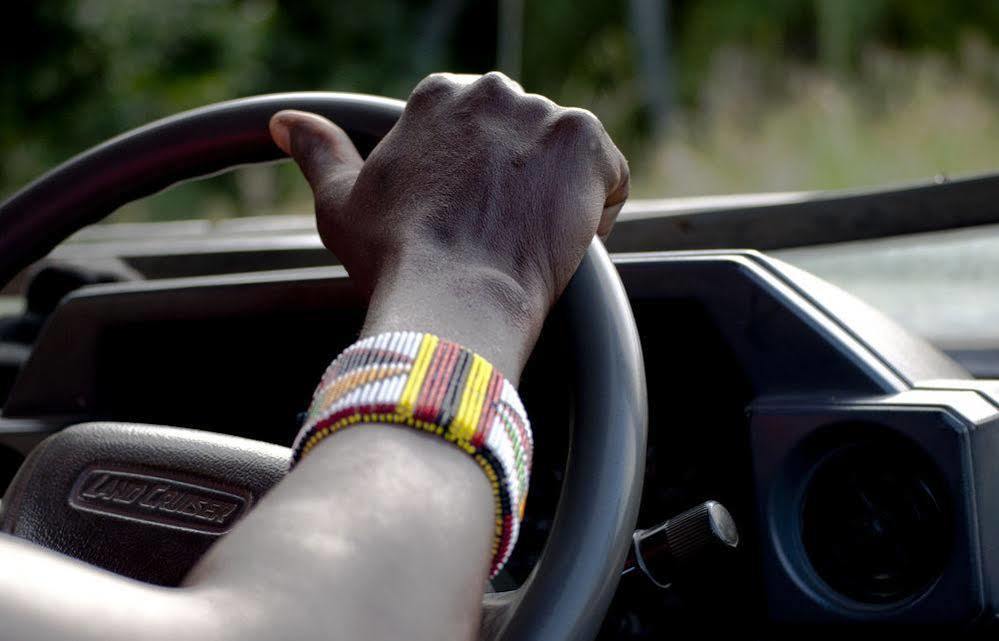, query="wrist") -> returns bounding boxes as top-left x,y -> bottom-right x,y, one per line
360,256 -> 545,384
